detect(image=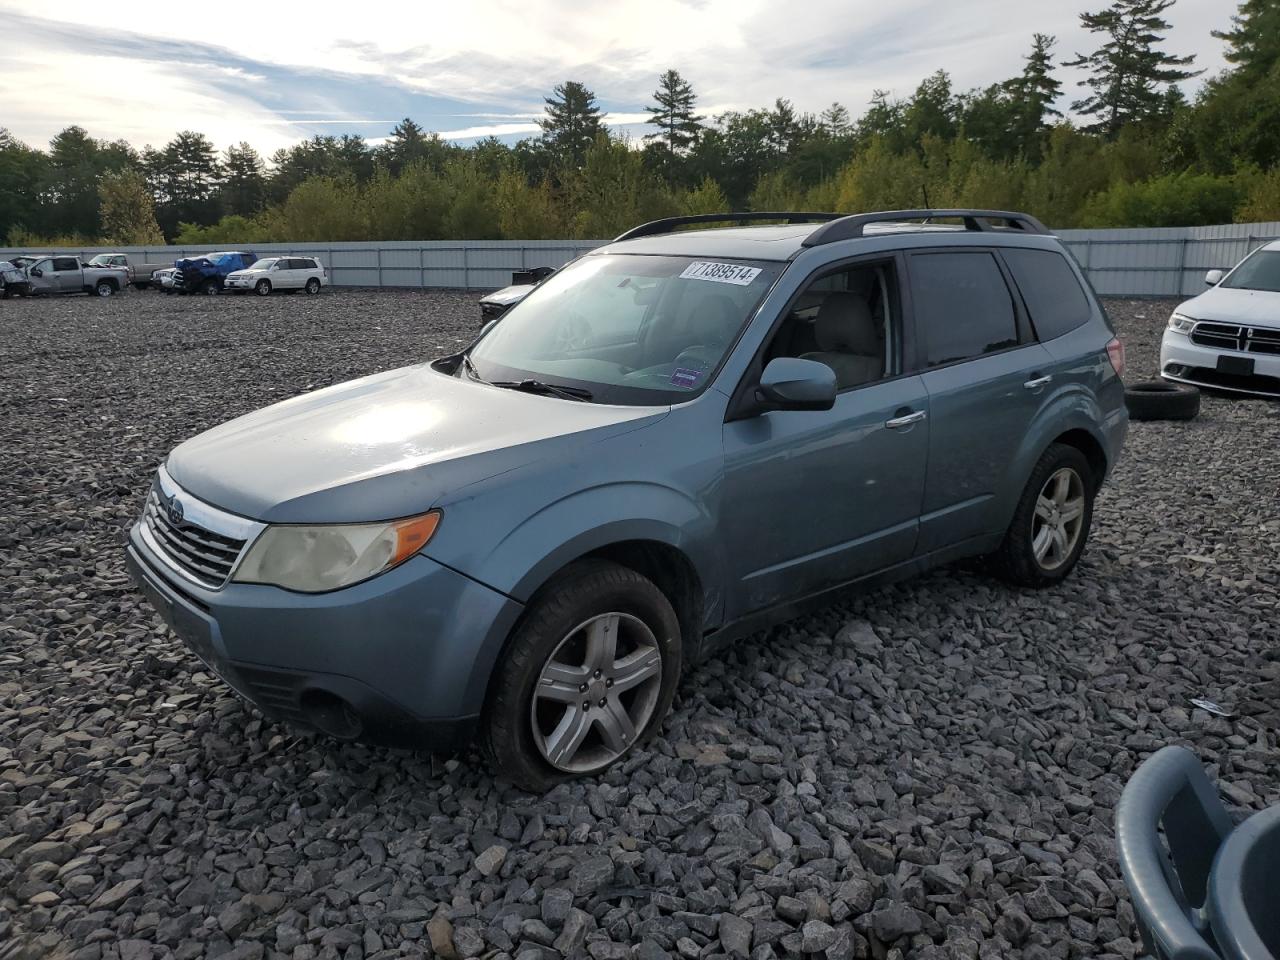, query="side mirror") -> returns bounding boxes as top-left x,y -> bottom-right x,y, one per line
756,357 -> 837,412
1205,269 -> 1224,286
30,268 -> 42,277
